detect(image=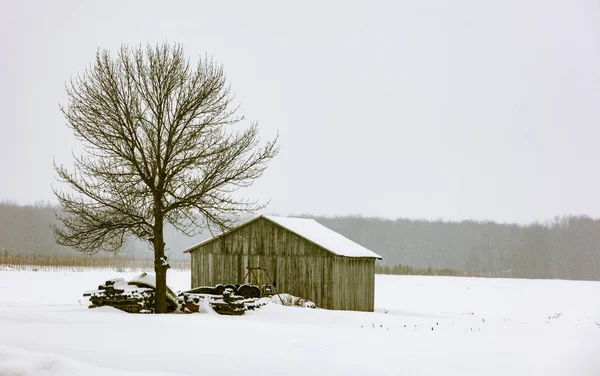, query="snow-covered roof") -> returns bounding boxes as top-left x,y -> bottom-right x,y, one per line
185,215 -> 382,259
263,216 -> 382,259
